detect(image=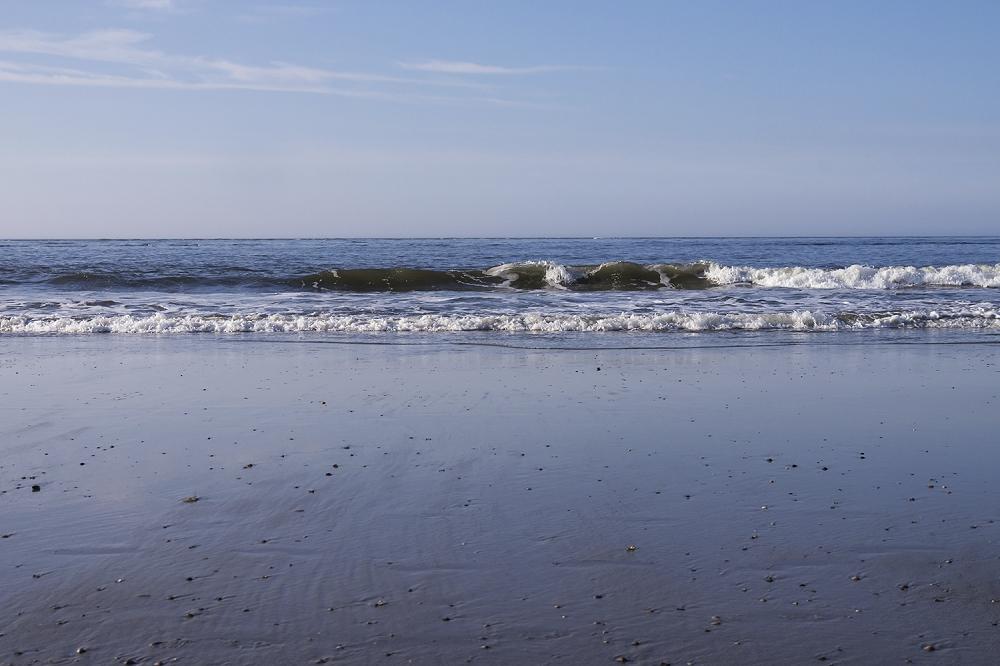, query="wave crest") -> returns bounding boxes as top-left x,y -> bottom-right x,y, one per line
12,261 -> 1000,291
706,263 -> 1000,289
